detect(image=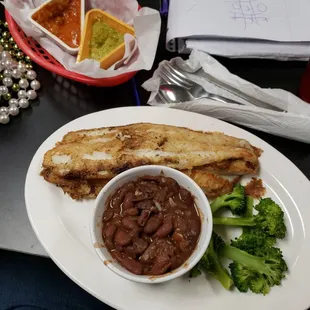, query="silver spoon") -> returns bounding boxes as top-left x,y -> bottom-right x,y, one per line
159,83 -> 244,105
158,84 -> 194,103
